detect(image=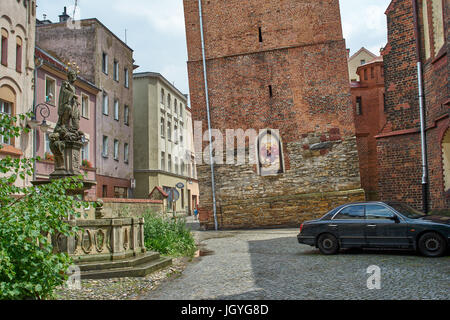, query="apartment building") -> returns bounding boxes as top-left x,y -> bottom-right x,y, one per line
36,11 -> 136,198
133,72 -> 199,214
